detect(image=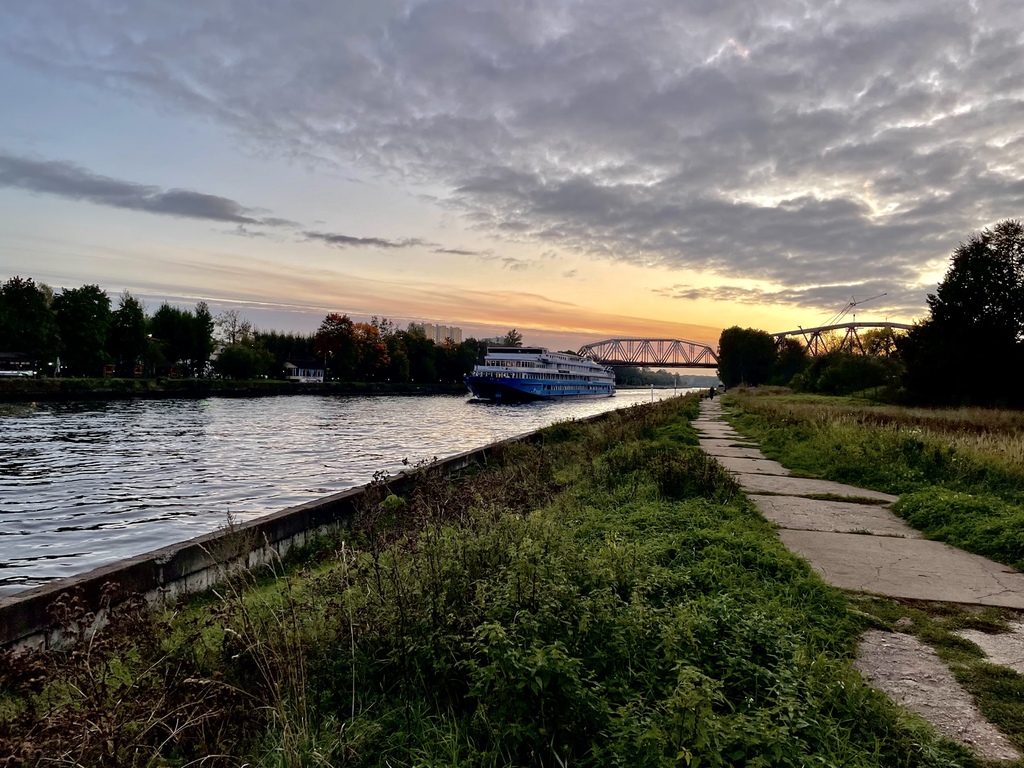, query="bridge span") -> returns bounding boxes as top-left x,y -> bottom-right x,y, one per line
576,322 -> 913,368
577,338 -> 719,368
771,322 -> 913,357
